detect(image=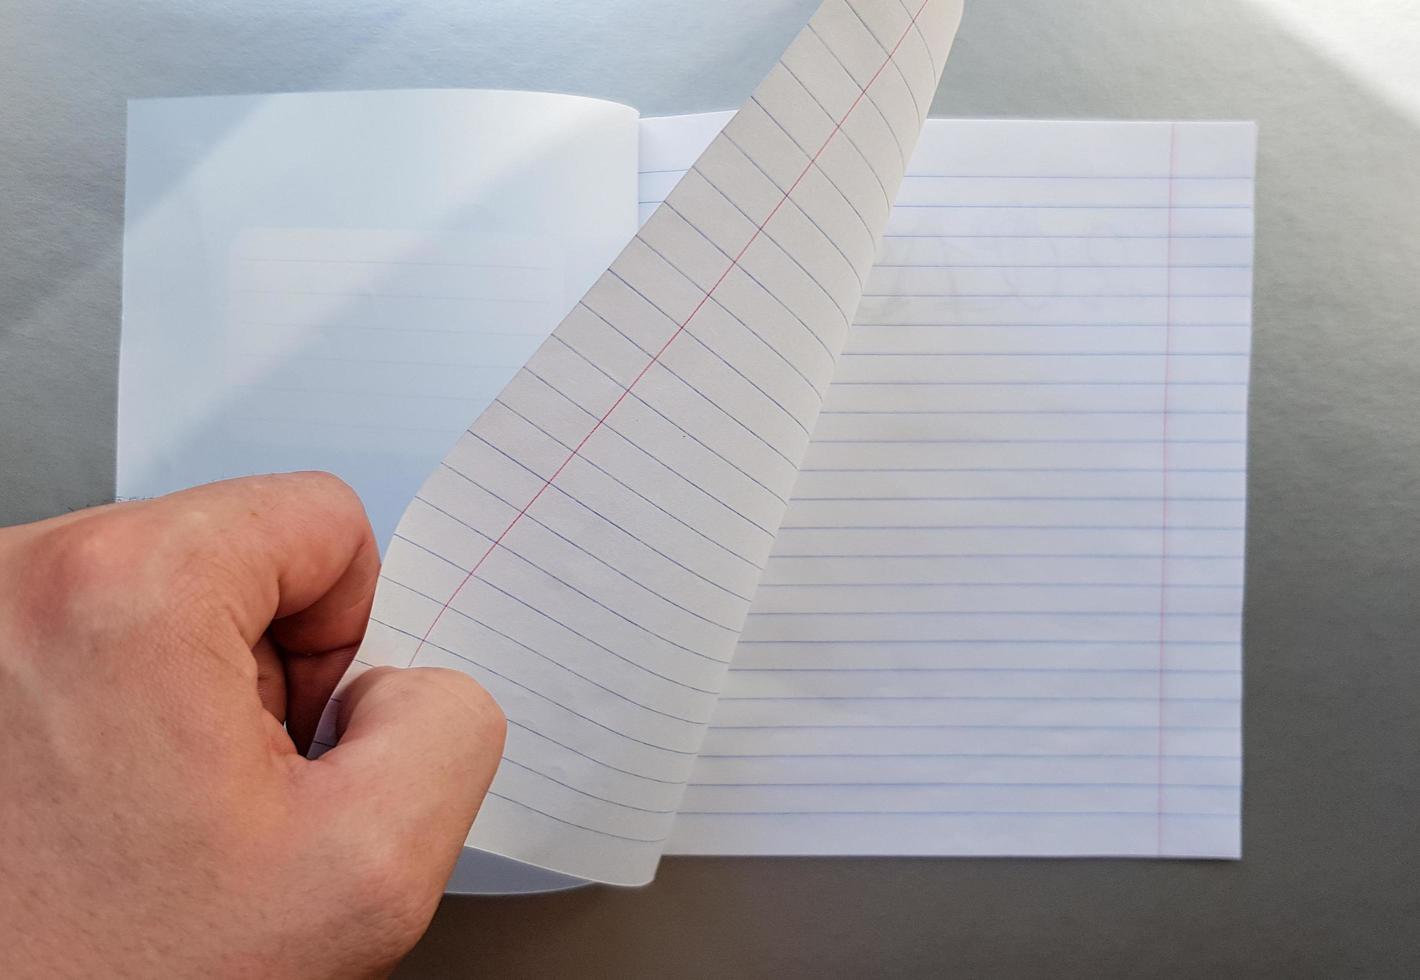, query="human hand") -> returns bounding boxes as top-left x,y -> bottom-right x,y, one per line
0,473 -> 505,978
